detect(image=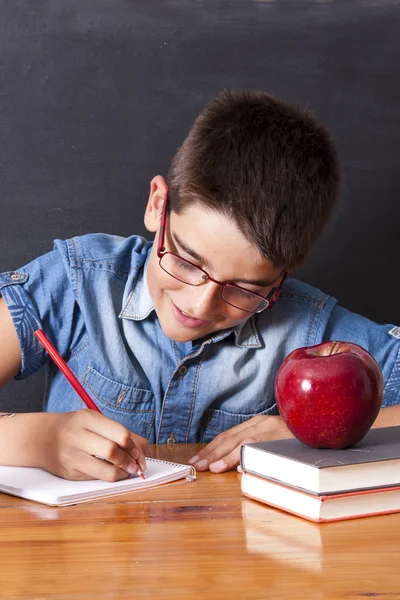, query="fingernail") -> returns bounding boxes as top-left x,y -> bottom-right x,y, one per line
188,455 -> 199,465
194,459 -> 208,469
126,463 -> 138,474
209,460 -> 227,472
130,448 -> 139,460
